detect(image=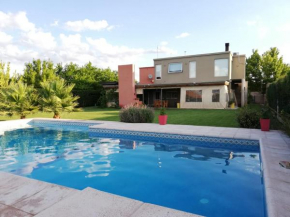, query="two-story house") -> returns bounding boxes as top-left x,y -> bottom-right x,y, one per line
103,43 -> 247,109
